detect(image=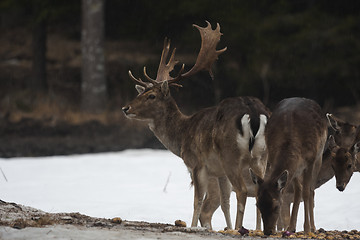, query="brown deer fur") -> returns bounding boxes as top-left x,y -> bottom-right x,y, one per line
122,22 -> 270,230
328,137 -> 360,192
124,87 -> 270,229
327,114 -> 360,191
250,97 -> 328,235
277,116 -> 360,231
